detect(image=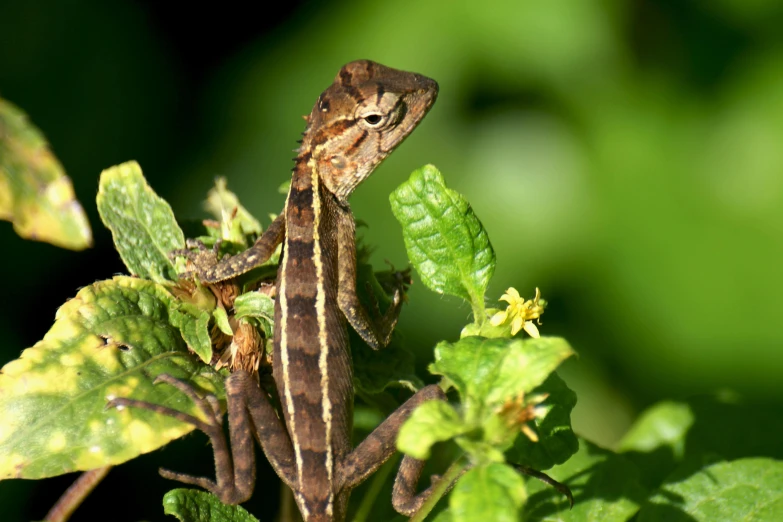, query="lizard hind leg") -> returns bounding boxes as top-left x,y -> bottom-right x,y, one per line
106,373 -> 250,505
